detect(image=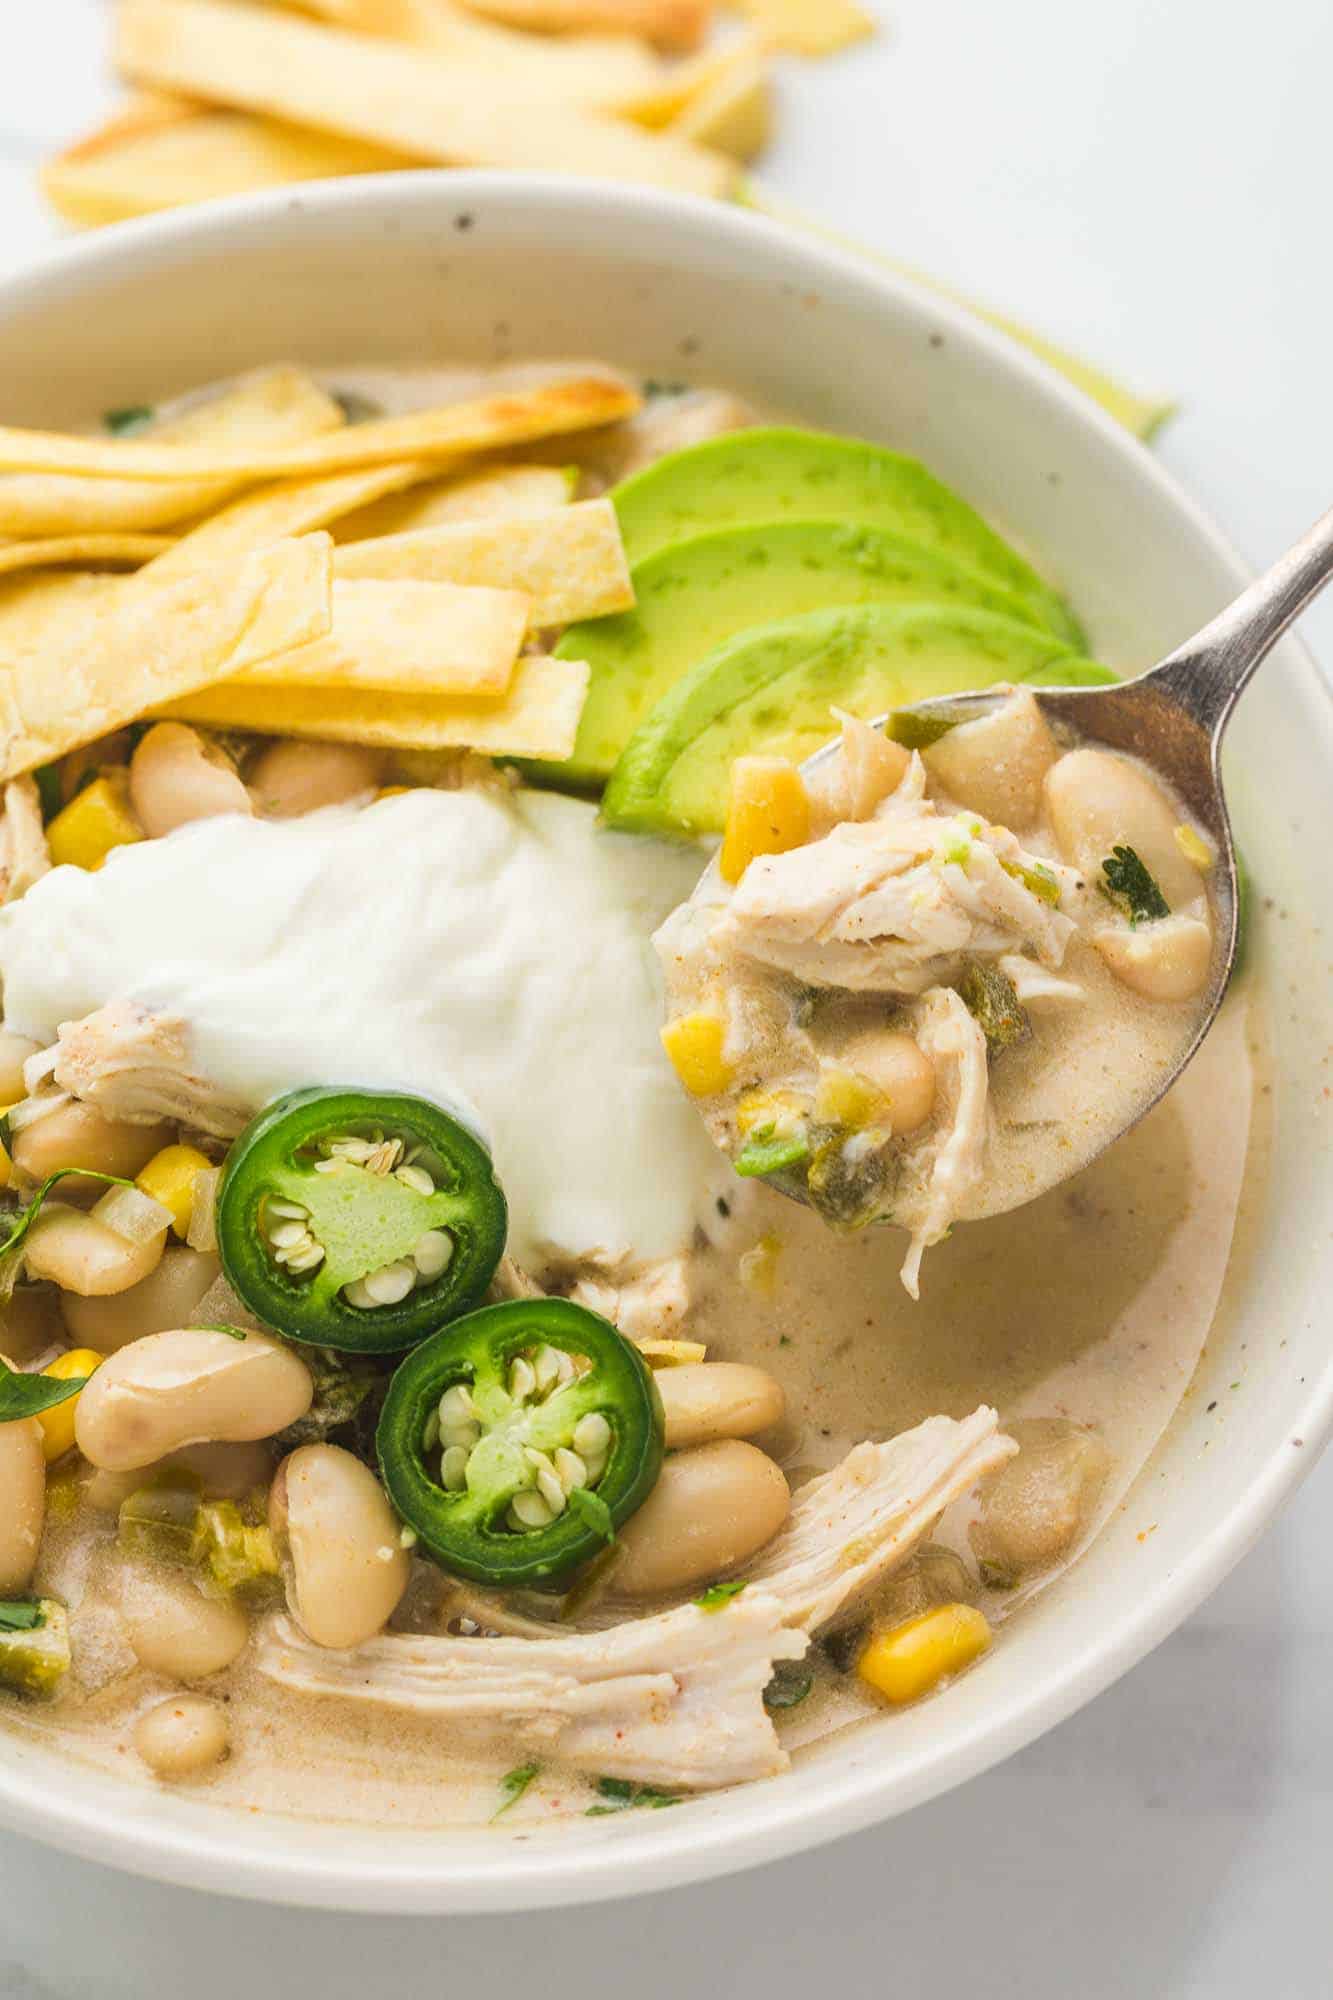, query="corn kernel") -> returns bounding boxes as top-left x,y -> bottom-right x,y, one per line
856,1602 -> 992,1705
47,773 -> 143,871
735,1087 -> 806,1139
136,1143 -> 213,1238
660,1013 -> 734,1097
36,1348 -> 104,1464
719,755 -> 810,885
1173,822 -> 1213,871
813,1065 -> 886,1130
